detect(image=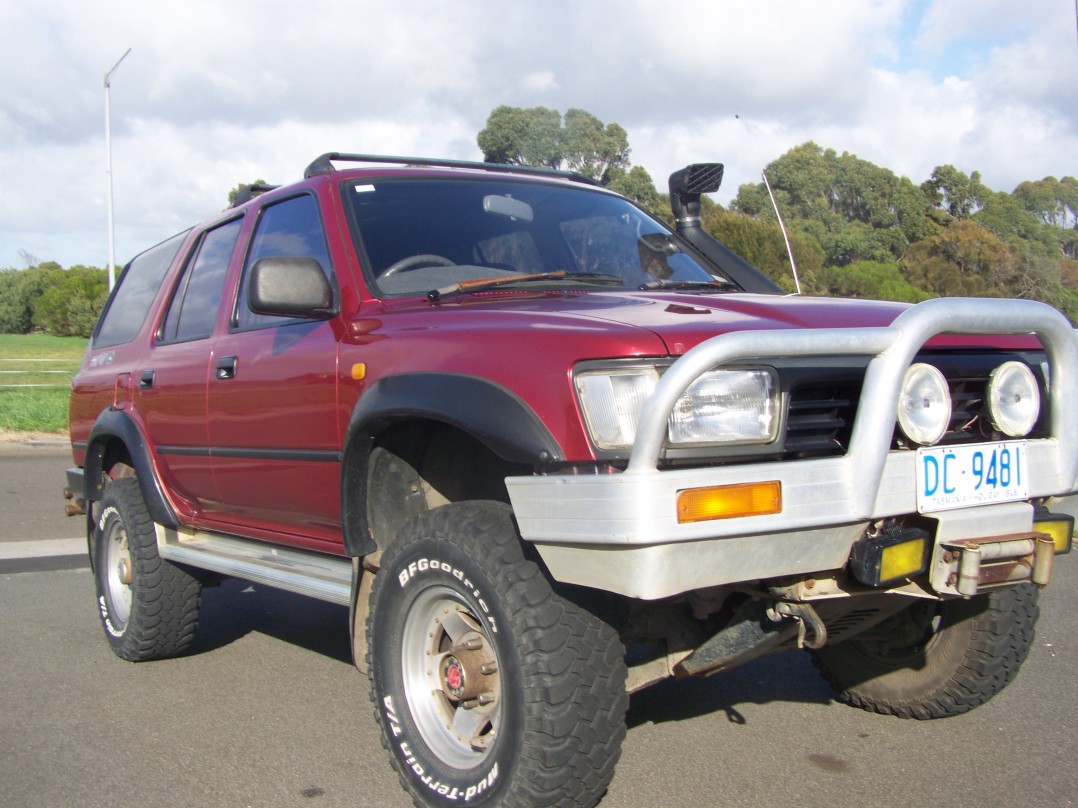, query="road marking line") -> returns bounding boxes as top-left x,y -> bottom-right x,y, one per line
0,538 -> 85,560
